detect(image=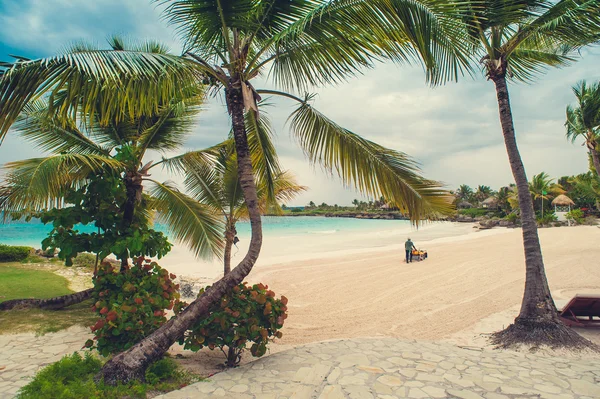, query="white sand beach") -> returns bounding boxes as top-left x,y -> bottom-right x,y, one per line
159,222 -> 600,349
